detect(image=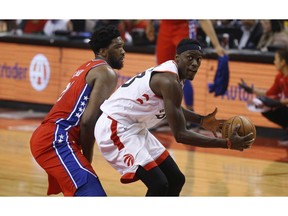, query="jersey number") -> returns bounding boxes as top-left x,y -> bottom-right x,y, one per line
57,81 -> 74,102
121,71 -> 146,87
